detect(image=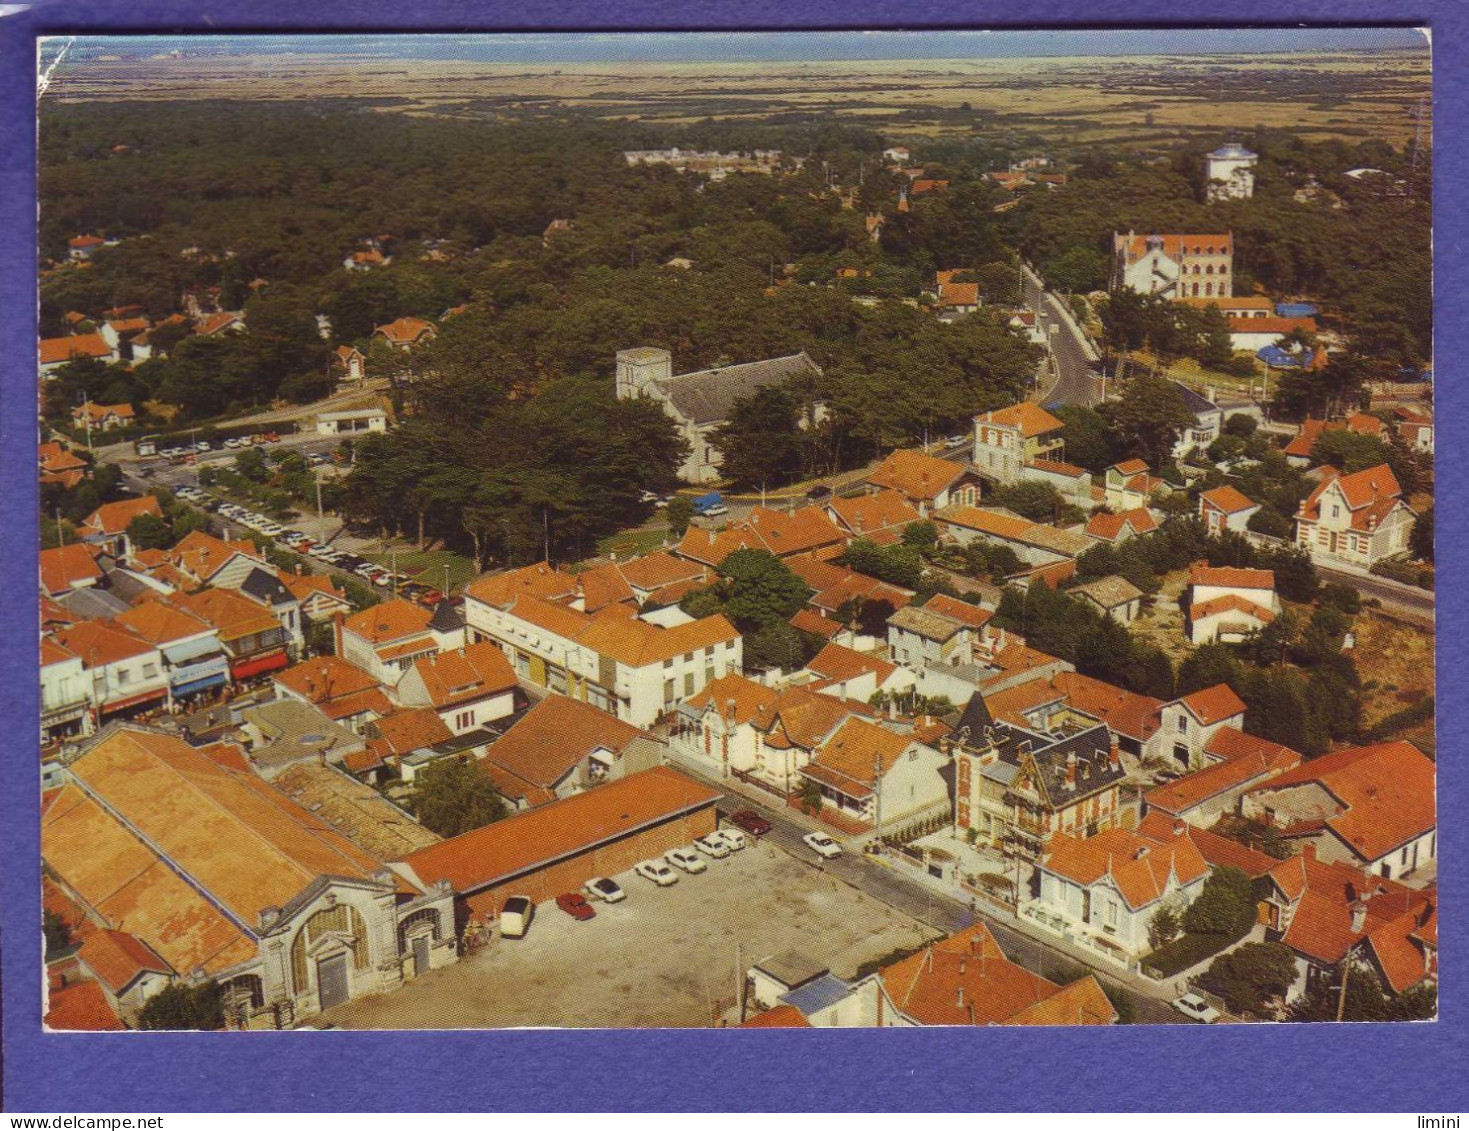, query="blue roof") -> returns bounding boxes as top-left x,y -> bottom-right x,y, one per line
1257,345 -> 1313,369
1275,302 -> 1318,318
780,973 -> 852,1017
